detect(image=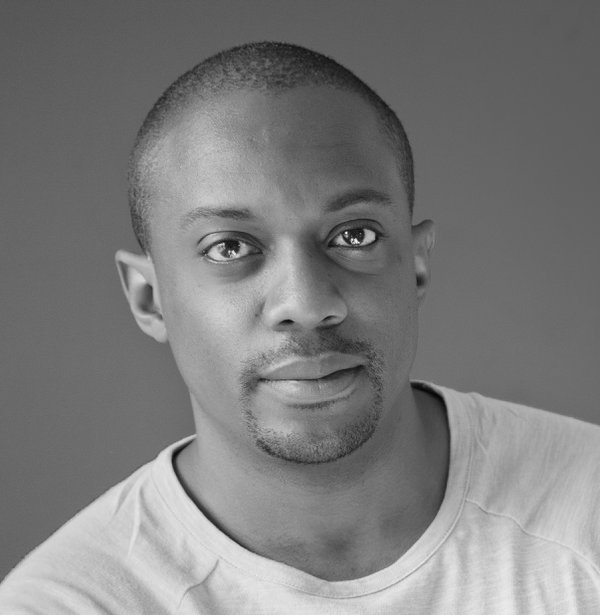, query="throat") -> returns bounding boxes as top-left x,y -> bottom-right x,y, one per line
175,383 -> 450,582
258,523 -> 422,581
